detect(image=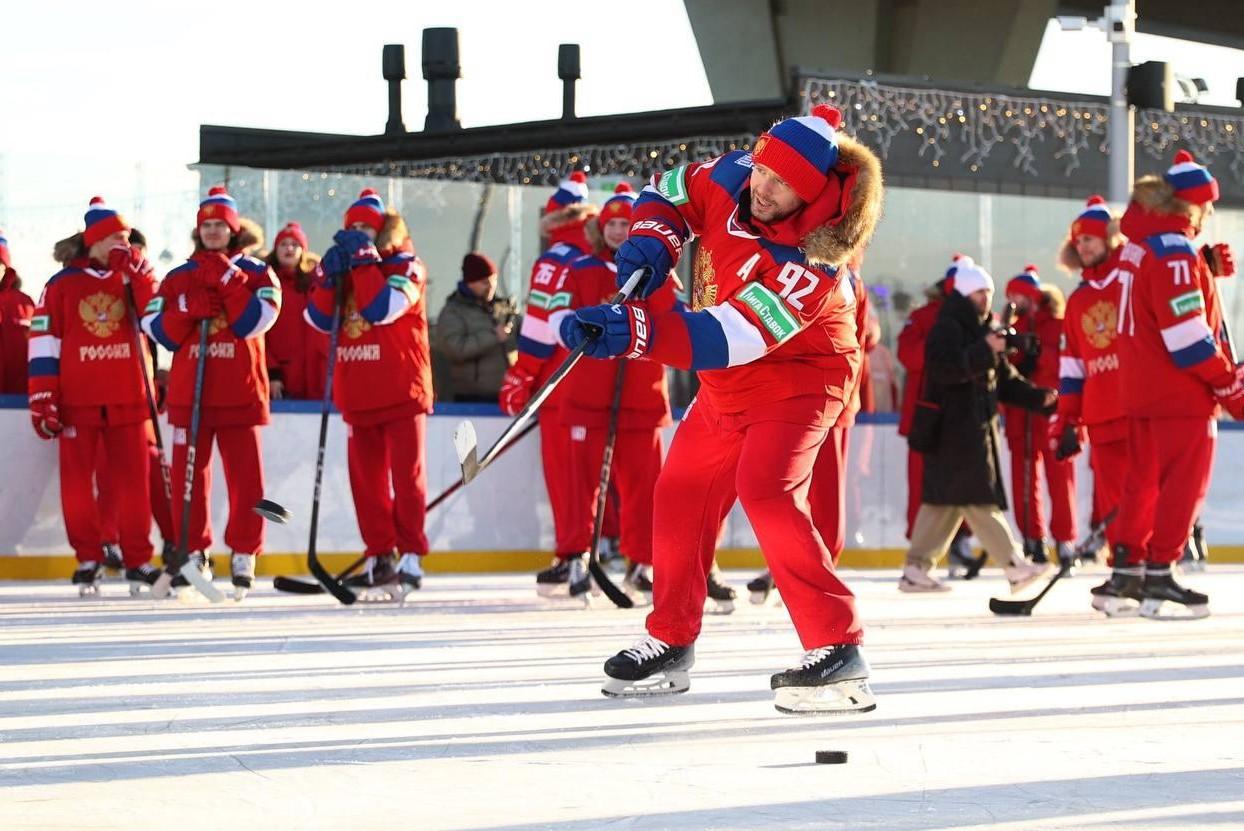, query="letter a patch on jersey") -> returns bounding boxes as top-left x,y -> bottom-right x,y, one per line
657,166 -> 690,206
